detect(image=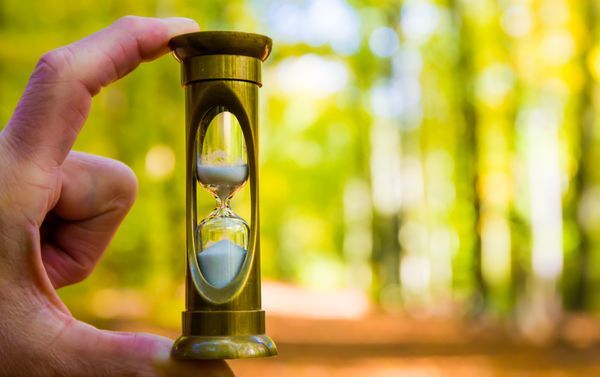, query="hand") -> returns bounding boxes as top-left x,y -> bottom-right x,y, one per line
0,16 -> 232,377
